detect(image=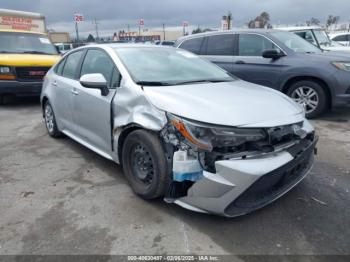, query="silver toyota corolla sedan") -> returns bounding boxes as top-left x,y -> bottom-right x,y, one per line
41,44 -> 318,217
